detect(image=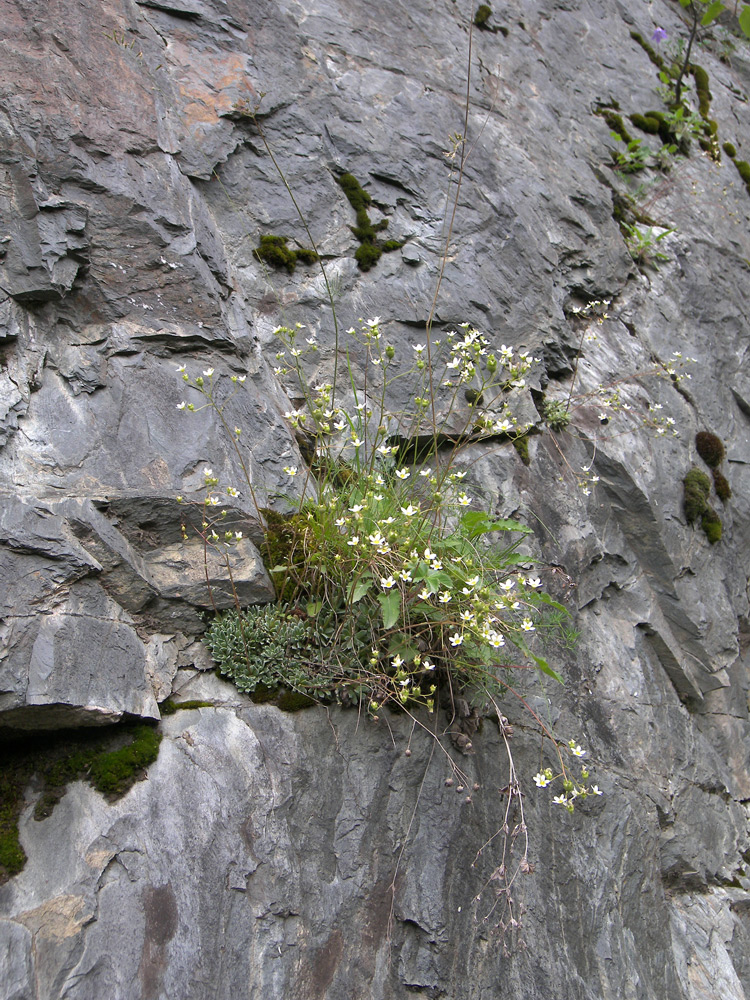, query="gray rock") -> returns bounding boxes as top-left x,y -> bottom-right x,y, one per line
1,0 -> 750,995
